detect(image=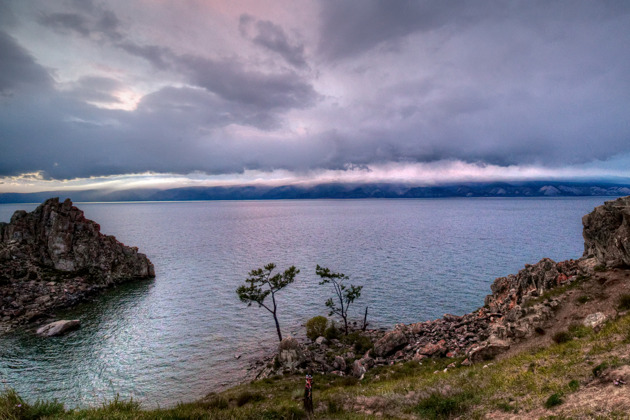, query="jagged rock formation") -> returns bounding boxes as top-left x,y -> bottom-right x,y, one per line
583,195 -> 630,267
0,198 -> 155,330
